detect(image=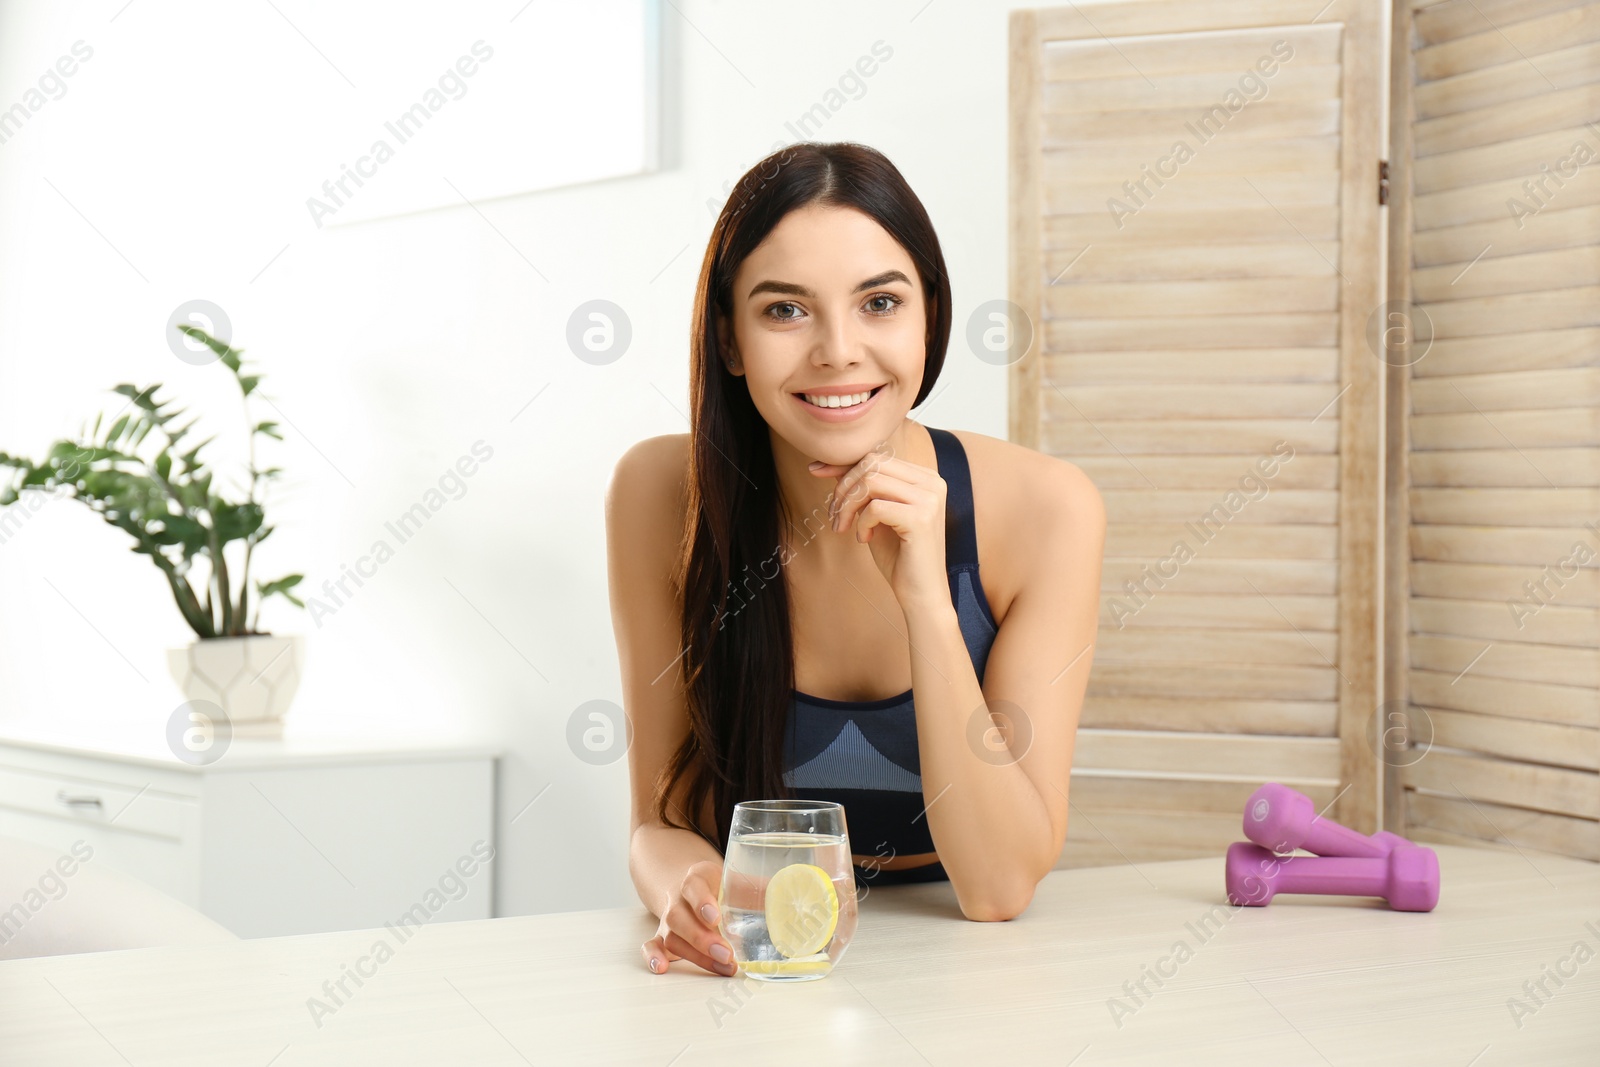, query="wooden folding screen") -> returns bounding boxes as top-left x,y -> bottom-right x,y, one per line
1384,0 -> 1600,862
1010,0 -> 1387,866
